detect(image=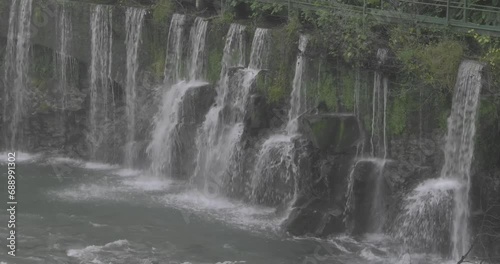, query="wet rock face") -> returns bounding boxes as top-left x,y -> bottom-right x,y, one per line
299,114 -> 361,153
283,114 -> 363,236
245,94 -> 270,133
172,83 -> 215,179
